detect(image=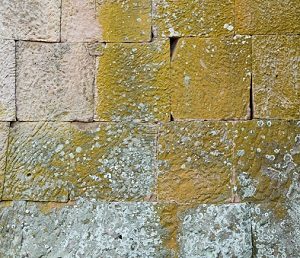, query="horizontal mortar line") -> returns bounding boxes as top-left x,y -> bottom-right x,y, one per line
167,118 -> 300,122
